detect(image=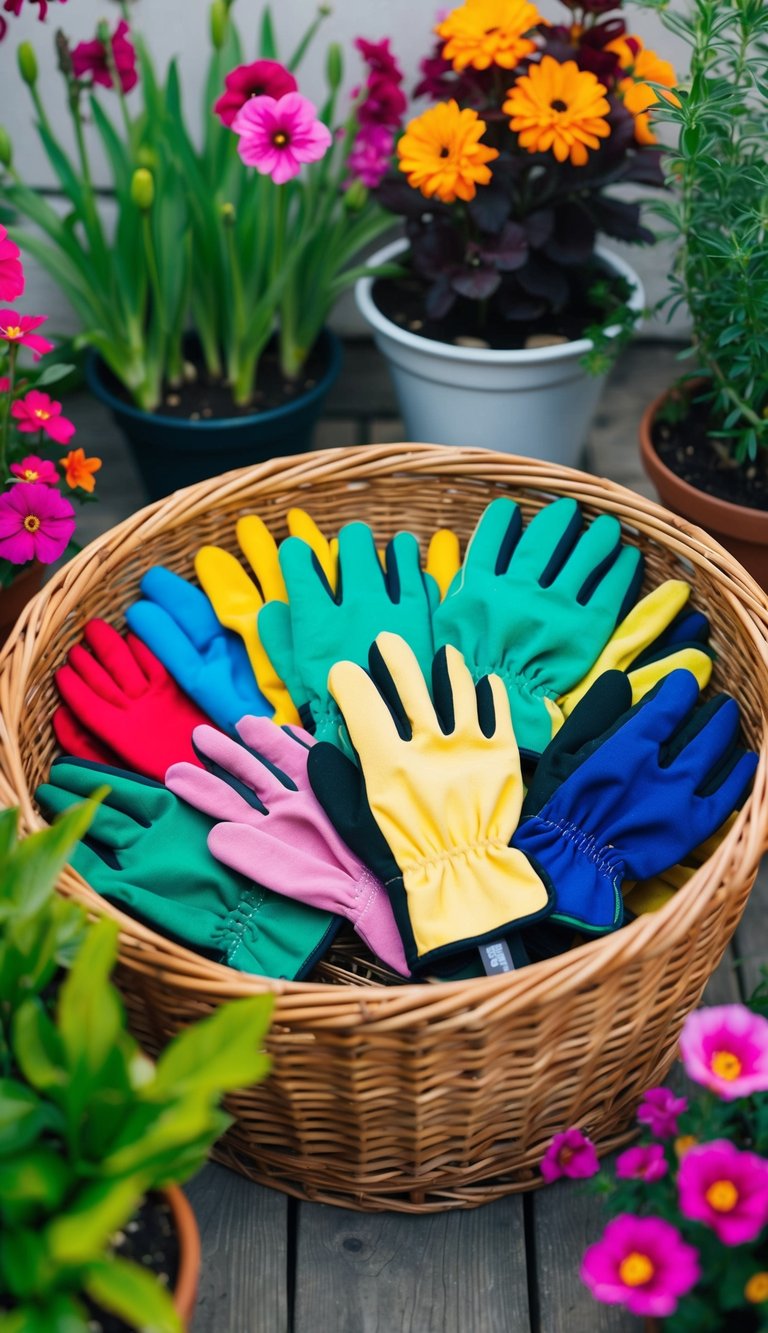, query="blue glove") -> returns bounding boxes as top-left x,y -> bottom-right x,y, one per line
126,566 -> 270,736
513,669 -> 757,935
